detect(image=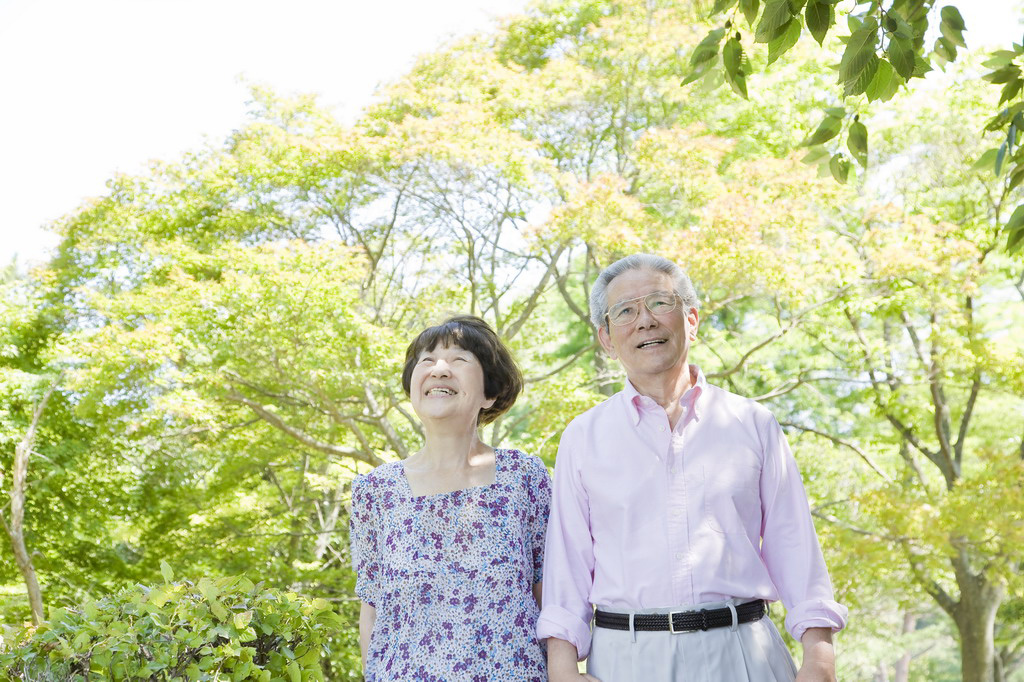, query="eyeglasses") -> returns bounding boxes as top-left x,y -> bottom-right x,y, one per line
605,292 -> 681,326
